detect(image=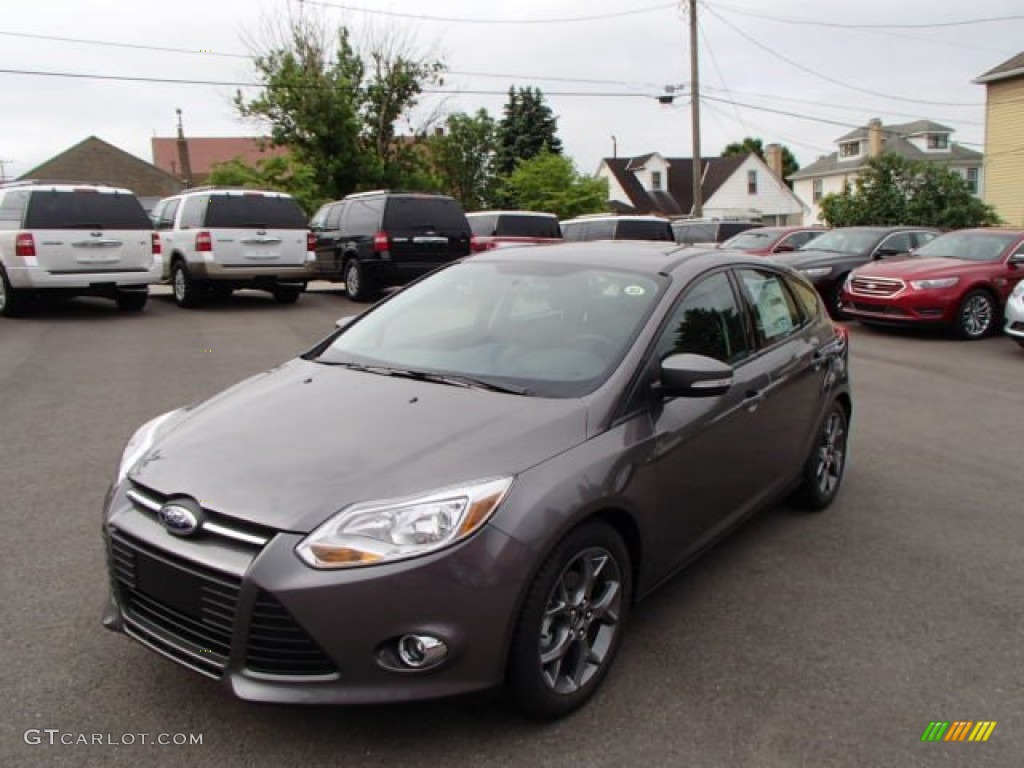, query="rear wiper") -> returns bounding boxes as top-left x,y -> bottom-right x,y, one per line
65,222 -> 106,229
